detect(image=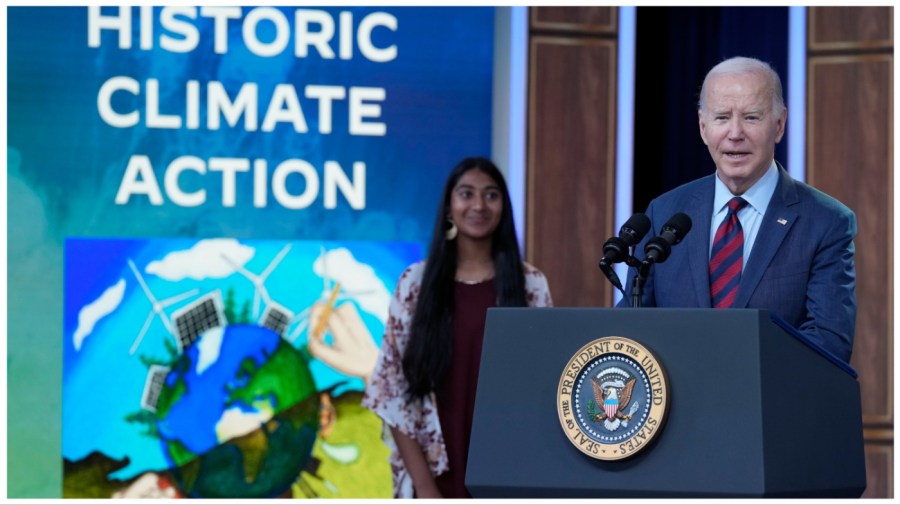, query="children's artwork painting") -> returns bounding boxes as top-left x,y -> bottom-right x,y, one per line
62,238 -> 420,498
